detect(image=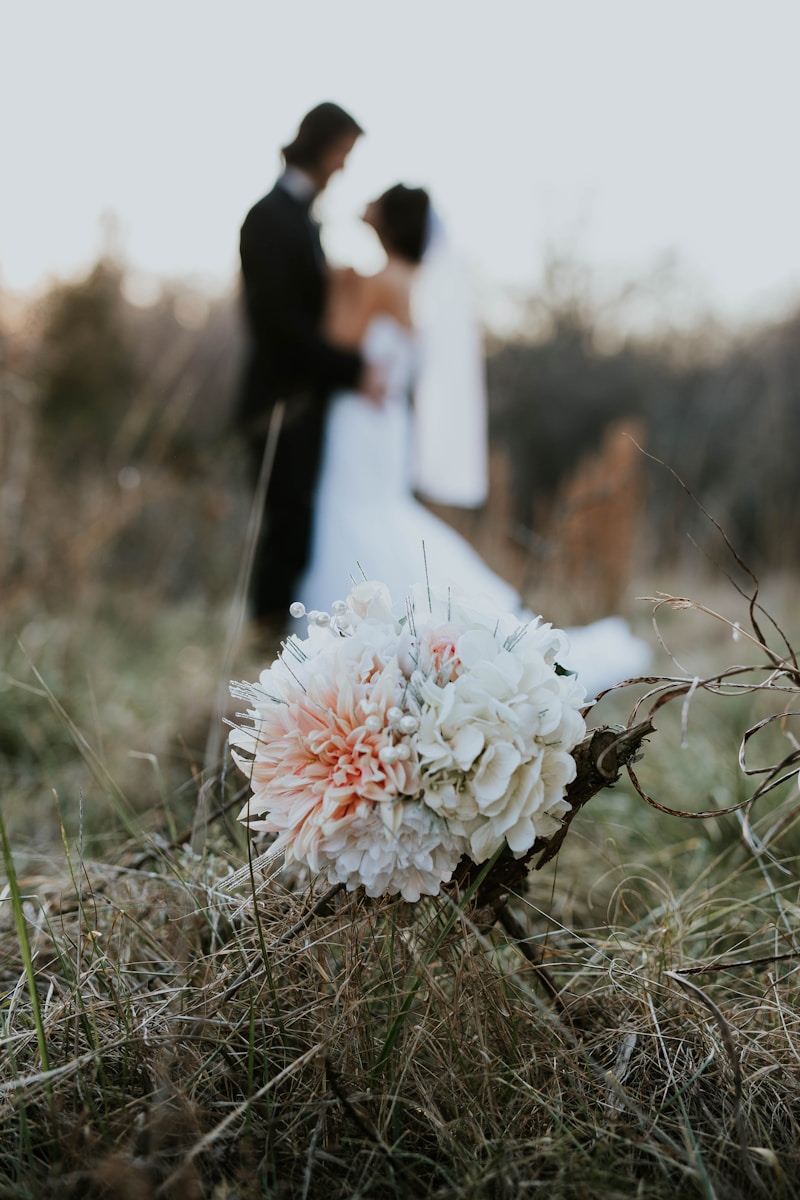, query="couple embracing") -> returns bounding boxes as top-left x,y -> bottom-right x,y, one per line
237,102 -> 651,696
237,101 -> 500,640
